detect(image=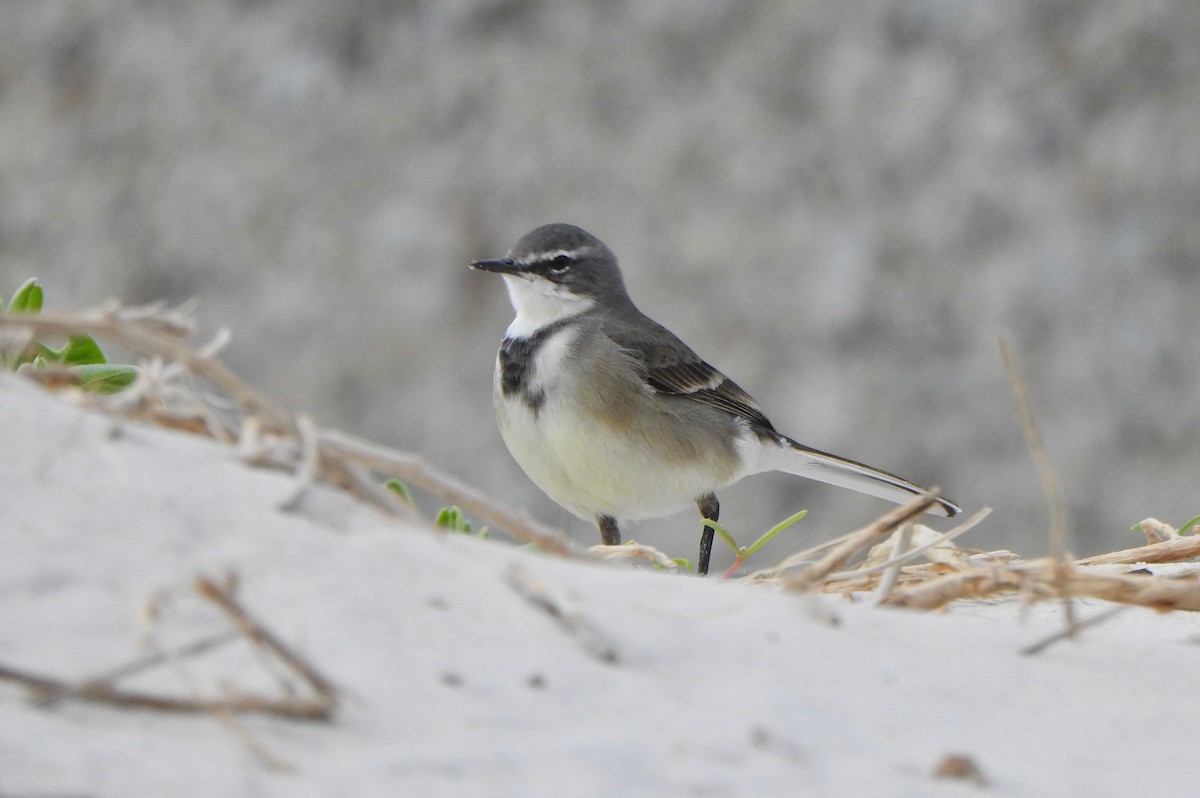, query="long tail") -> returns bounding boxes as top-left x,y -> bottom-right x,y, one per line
752,434 -> 960,517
